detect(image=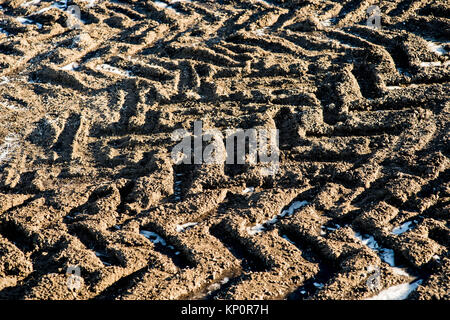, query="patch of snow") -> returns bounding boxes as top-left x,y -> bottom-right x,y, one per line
96,64 -> 133,77
0,134 -> 18,164
420,61 -> 442,67
313,282 -> 324,289
280,201 -> 308,217
392,267 -> 410,277
154,1 -> 169,8
21,0 -> 41,7
321,19 -> 332,27
1,102 -> 24,111
354,232 -> 395,267
242,186 -> 255,194
206,276 -> 229,294
154,1 -> 180,14
341,43 -> 359,49
247,223 -> 265,236
427,41 -> 447,56
386,85 -> 402,90
176,222 -> 198,232
256,0 -> 273,7
36,6 -> 54,14
253,28 -> 267,36
387,83 -> 419,90
60,62 -> 79,71
0,76 -> 9,85
392,221 -> 414,235
247,200 -> 308,235
82,0 -> 99,8
207,283 -> 221,292
140,230 -> 167,245
16,17 -> 33,24
16,17 -> 42,29
365,280 -> 422,300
